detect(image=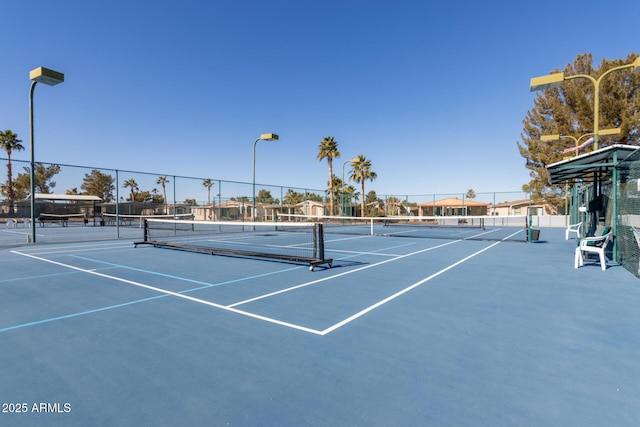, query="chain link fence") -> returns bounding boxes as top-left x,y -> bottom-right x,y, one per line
1,158 -> 539,246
